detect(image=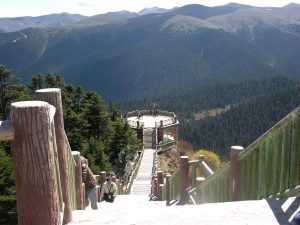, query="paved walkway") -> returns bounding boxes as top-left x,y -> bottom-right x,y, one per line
130,148 -> 155,195
70,195 -> 300,224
